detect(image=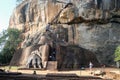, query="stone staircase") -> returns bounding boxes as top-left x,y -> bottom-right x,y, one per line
46,61 -> 57,70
